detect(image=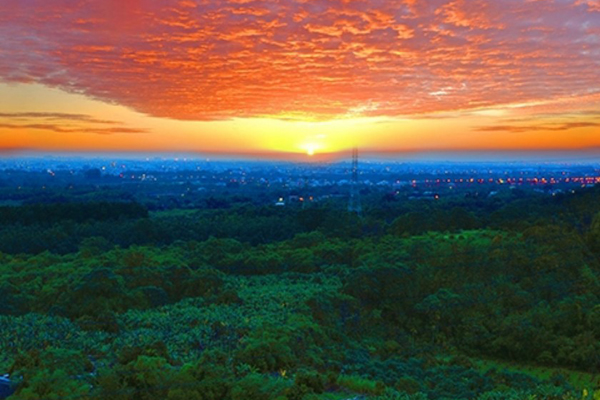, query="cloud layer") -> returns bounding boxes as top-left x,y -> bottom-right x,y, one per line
1,0 -> 599,120
0,112 -> 147,135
